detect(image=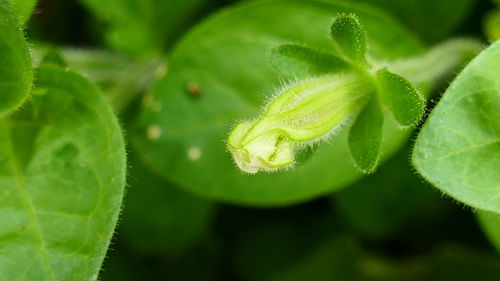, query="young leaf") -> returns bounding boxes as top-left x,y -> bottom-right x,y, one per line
348,98 -> 384,173
0,0 -> 33,115
376,68 -> 425,127
413,41 -> 500,214
330,14 -> 366,66
269,44 -> 350,79
0,65 -> 126,280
